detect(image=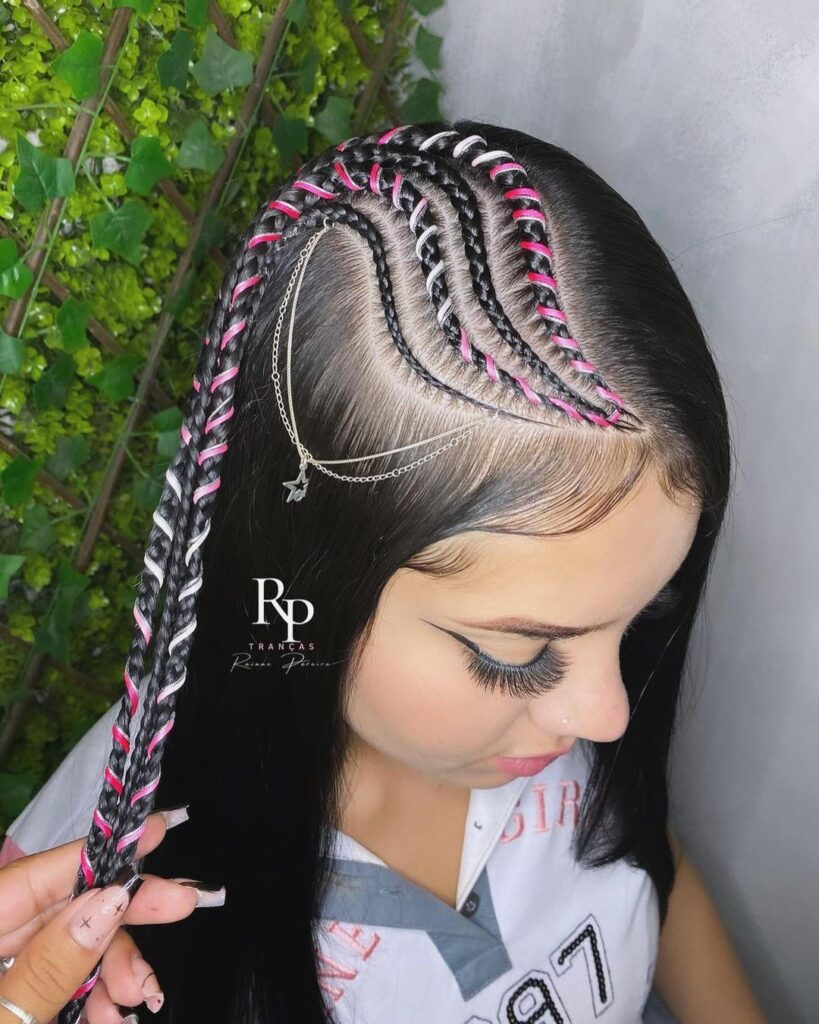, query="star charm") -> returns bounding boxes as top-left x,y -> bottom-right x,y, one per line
283,461 -> 309,502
